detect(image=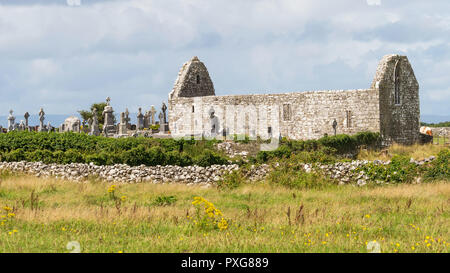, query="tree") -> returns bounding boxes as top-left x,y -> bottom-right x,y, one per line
78,102 -> 114,126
